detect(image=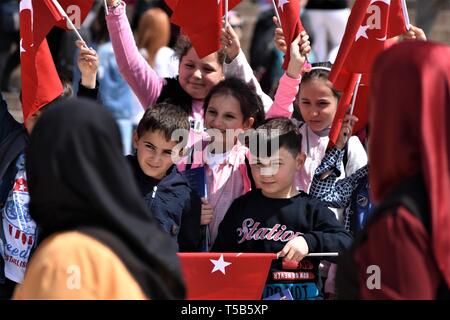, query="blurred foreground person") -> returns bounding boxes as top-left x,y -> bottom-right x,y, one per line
337,41 -> 450,299
13,98 -> 185,299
